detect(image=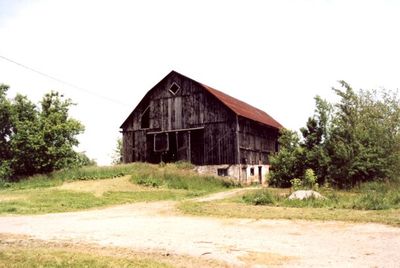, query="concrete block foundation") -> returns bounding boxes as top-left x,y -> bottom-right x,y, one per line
195,164 -> 270,185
